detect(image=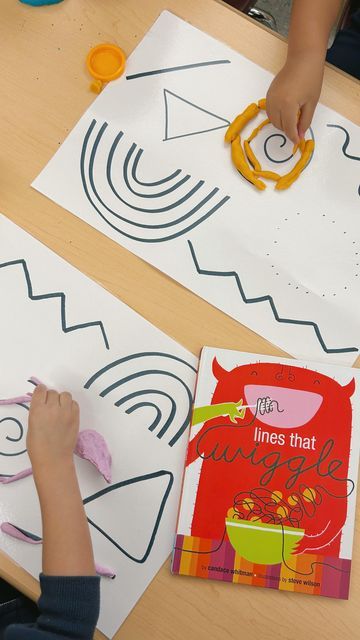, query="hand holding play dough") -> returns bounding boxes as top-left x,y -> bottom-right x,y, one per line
266,55 -> 323,144
0,380 -> 112,484
225,99 -> 314,191
27,385 -> 79,476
